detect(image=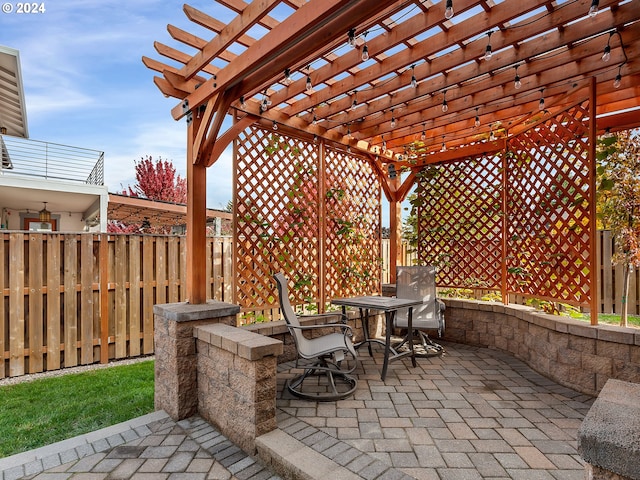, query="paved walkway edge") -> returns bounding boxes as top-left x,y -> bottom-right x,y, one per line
0,410 -> 169,478
256,429 -> 360,480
